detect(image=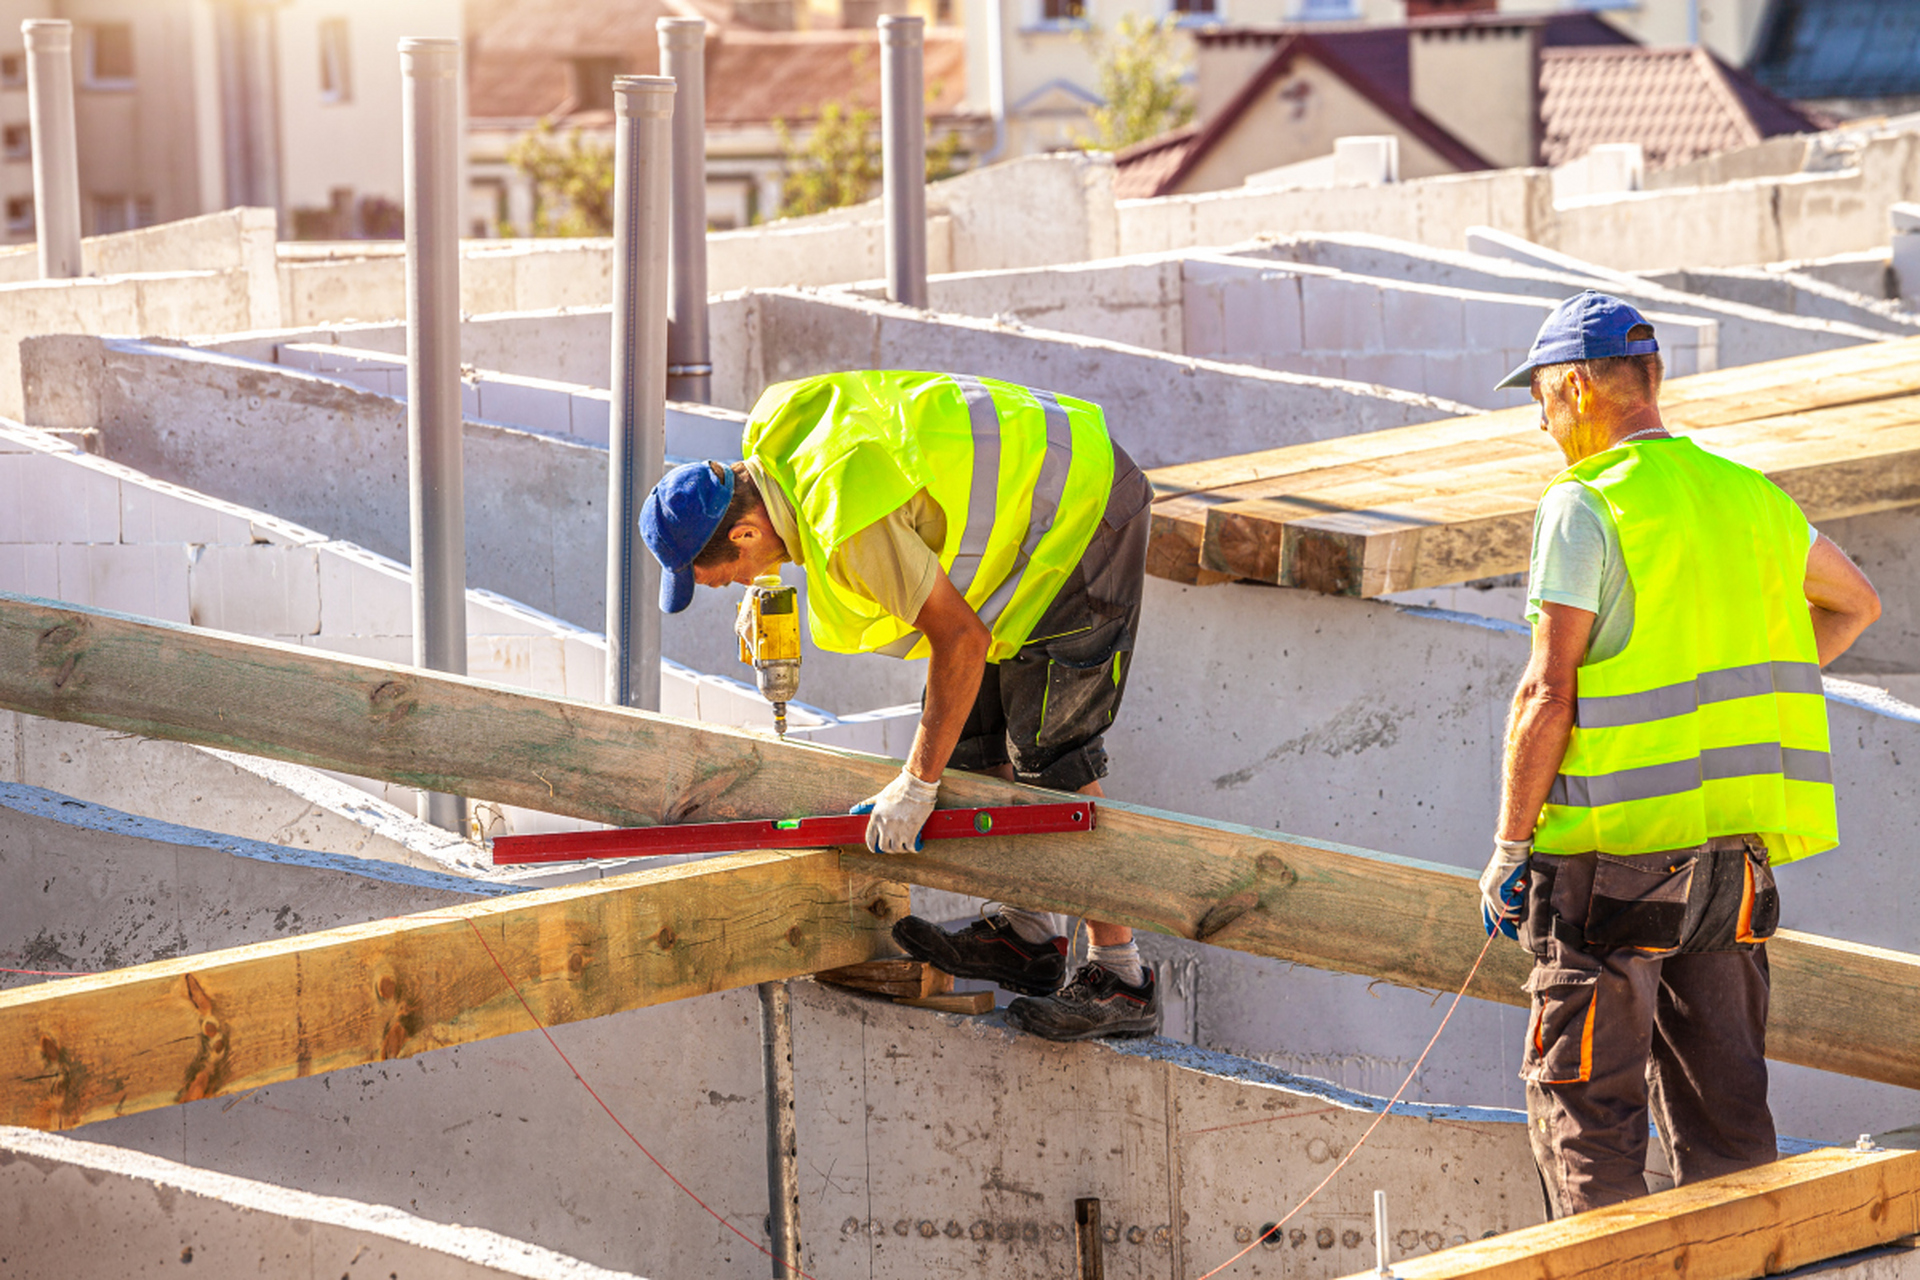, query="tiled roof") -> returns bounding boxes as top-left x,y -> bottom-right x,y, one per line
1111,124 -> 1201,200
469,0 -> 970,127
1539,46 -> 1823,171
